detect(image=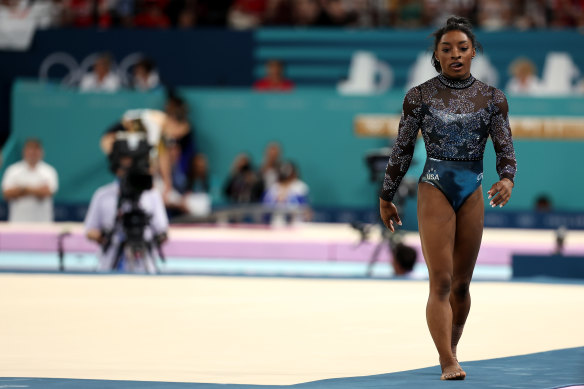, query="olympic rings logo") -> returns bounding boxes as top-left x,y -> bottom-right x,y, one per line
38,51 -> 150,87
